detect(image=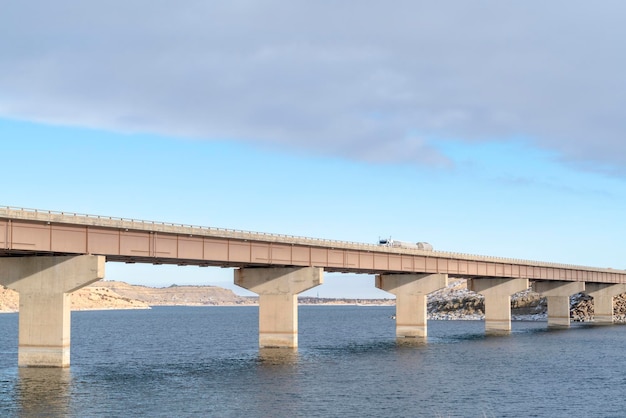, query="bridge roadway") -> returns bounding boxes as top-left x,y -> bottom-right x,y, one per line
1,206 -> 626,367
